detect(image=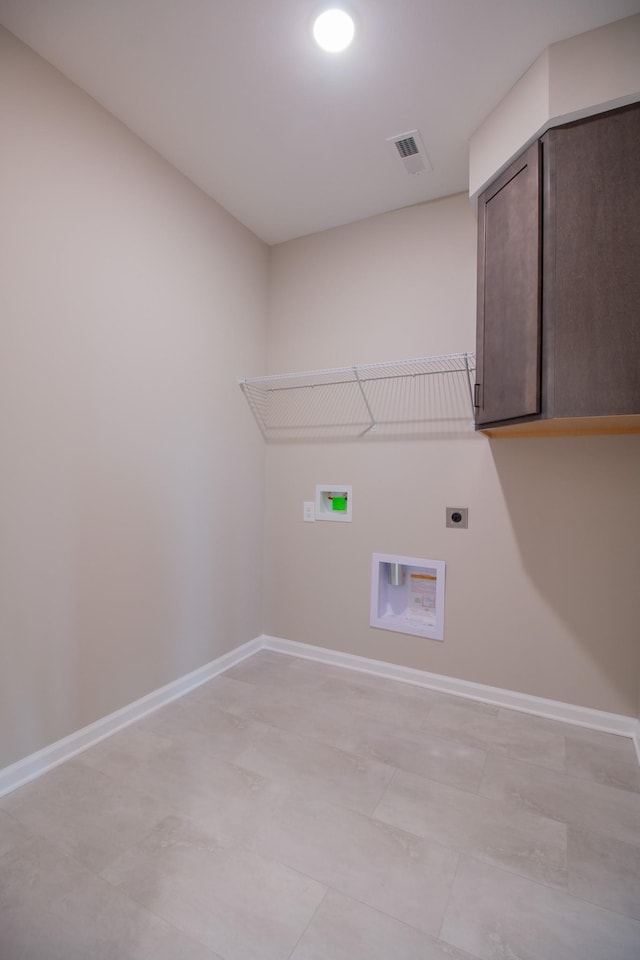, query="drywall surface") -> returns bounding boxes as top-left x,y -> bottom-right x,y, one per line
265,195 -> 640,716
0,27 -> 268,768
469,13 -> 640,199
548,12 -> 640,120
469,48 -> 550,201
